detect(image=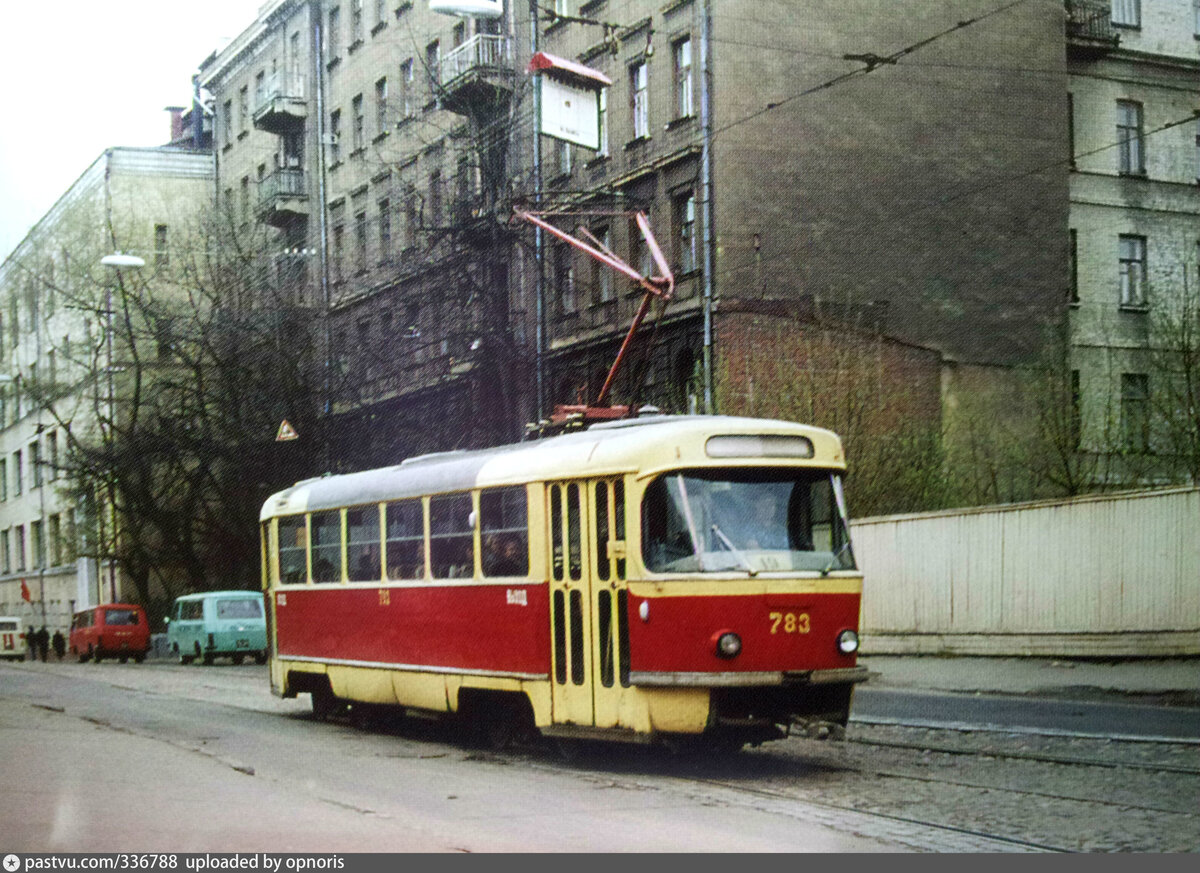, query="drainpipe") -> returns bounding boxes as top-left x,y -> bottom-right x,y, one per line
312,1 -> 333,452
699,0 -> 715,413
530,1 -> 545,420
